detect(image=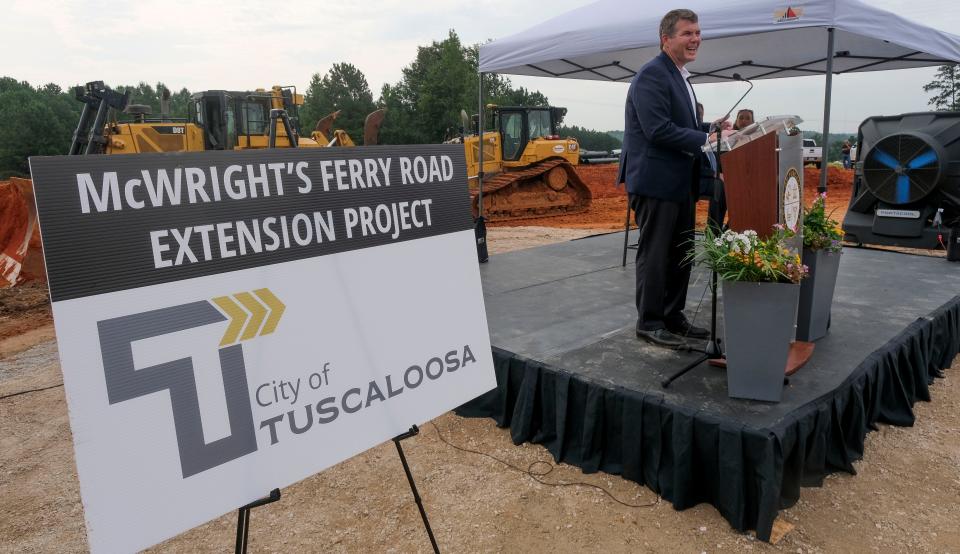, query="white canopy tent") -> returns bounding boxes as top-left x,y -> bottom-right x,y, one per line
477,0 -> 960,191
